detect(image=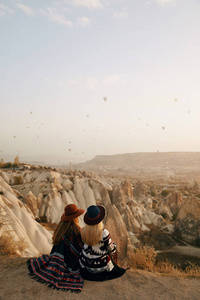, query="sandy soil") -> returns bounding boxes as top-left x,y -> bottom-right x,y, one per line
0,255 -> 200,300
